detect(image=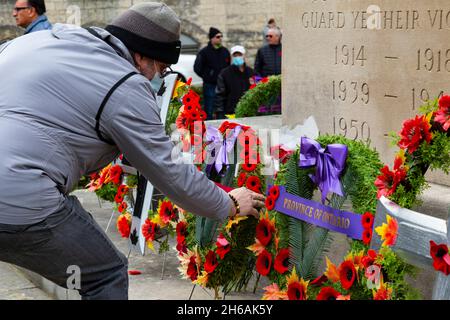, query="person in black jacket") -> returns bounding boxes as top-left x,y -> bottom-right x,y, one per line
215,45 -> 254,119
194,27 -> 230,120
254,27 -> 282,77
